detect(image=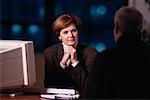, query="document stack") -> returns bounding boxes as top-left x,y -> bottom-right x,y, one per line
40,88 -> 80,99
